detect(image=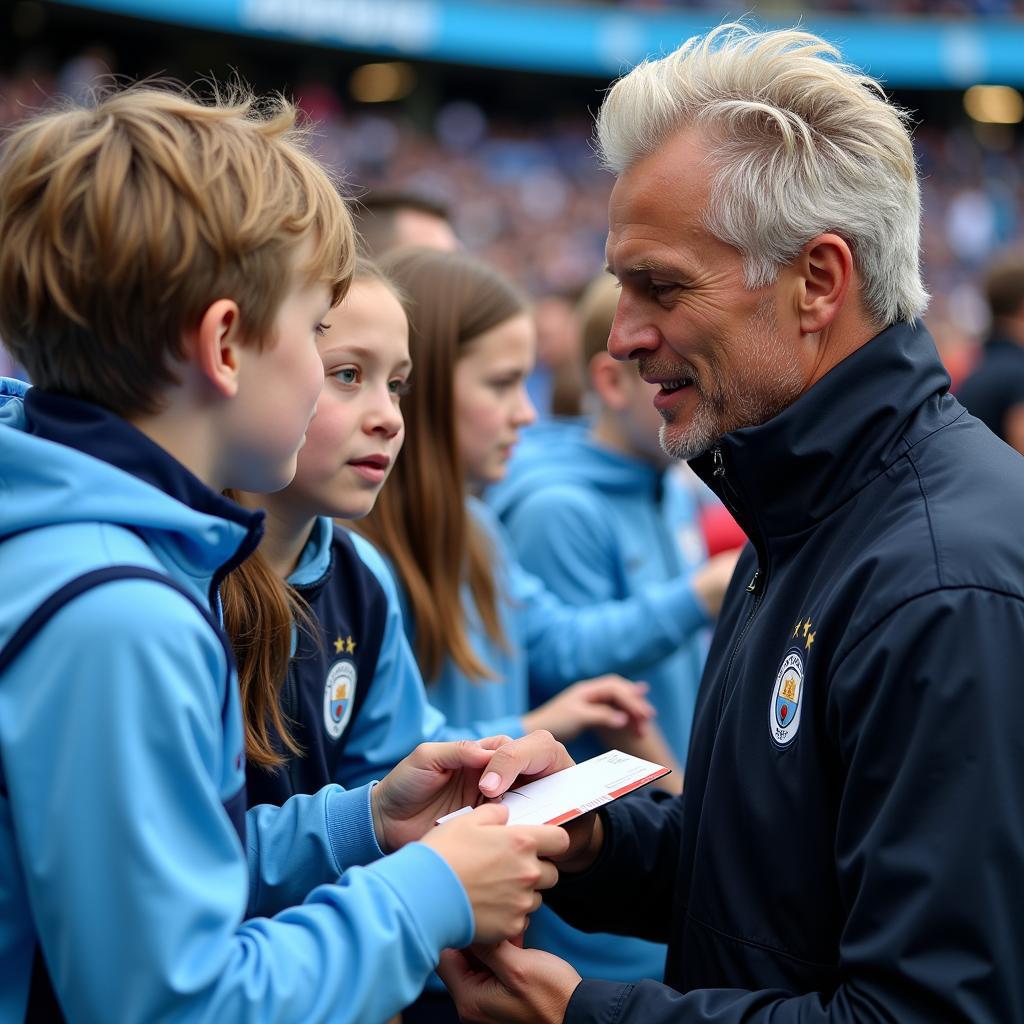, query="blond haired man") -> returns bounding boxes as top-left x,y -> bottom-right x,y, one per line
442,25 -> 1024,1024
